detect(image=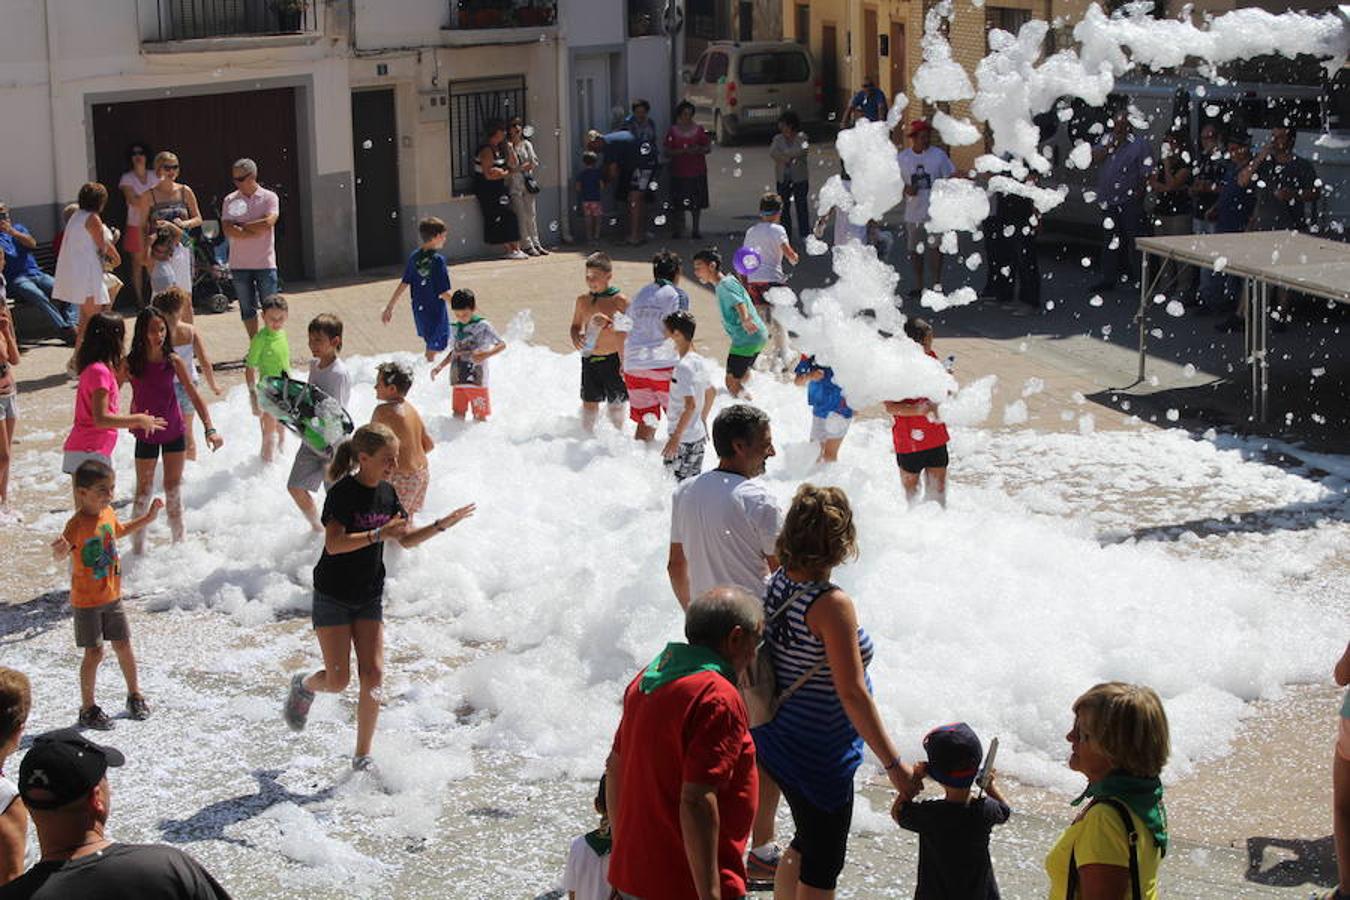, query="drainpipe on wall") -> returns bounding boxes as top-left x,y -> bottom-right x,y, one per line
44,0 -> 62,234
555,29 -> 573,245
